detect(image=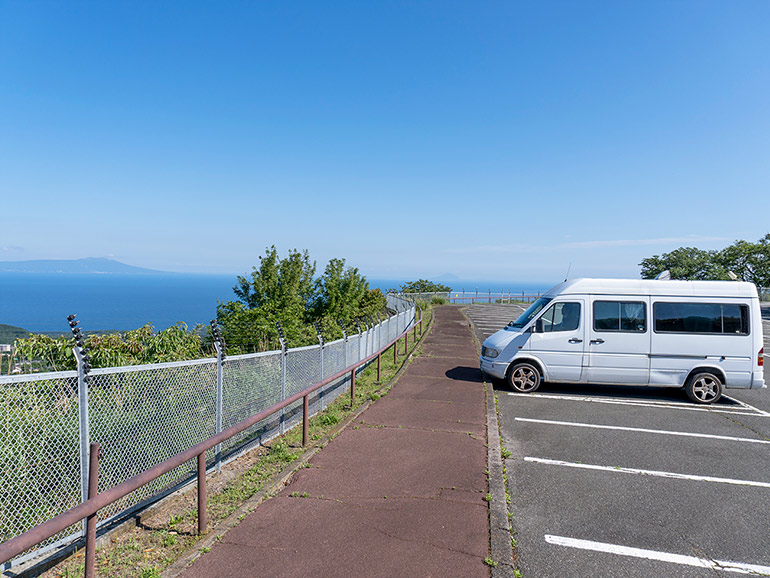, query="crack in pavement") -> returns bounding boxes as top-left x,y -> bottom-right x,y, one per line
357,422 -> 485,437
715,411 -> 770,442
357,520 -> 484,560
286,492 -> 487,509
